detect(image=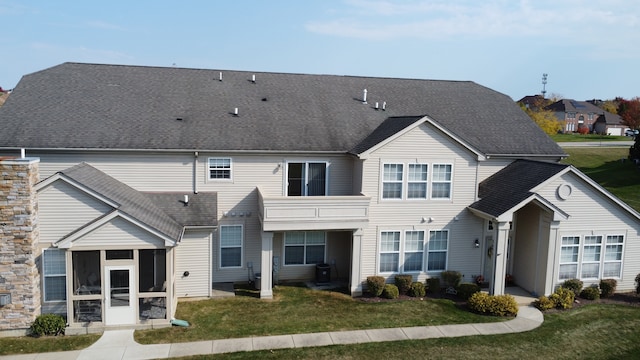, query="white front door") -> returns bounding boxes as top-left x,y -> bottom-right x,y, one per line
105,265 -> 136,325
